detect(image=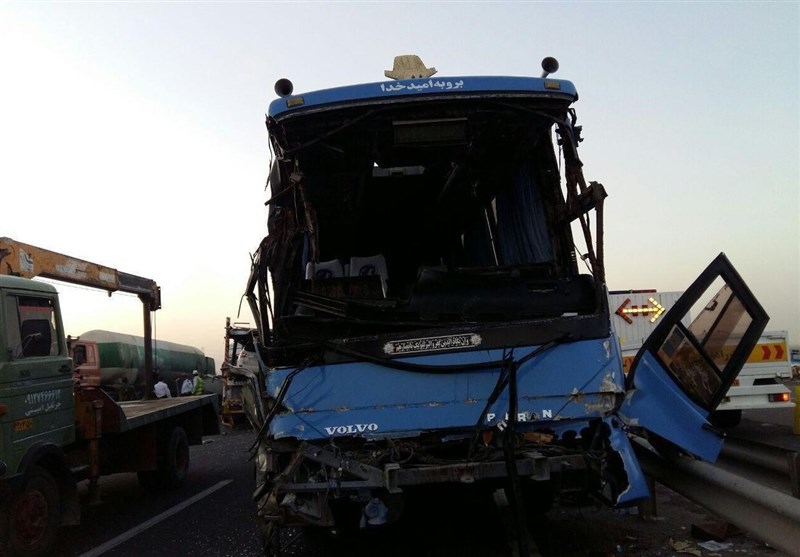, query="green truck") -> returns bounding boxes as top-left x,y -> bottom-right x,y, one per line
0,238 -> 220,557
71,329 -> 217,399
